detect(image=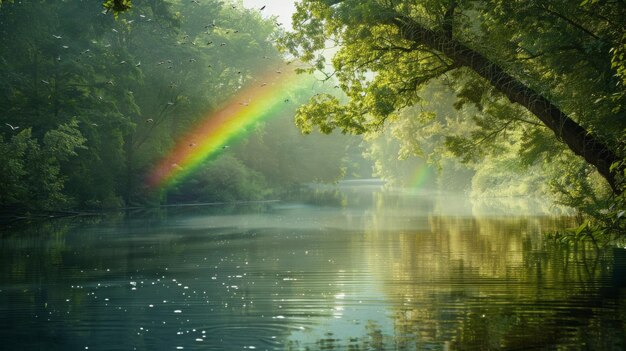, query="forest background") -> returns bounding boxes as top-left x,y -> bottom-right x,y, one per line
0,0 -> 624,235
